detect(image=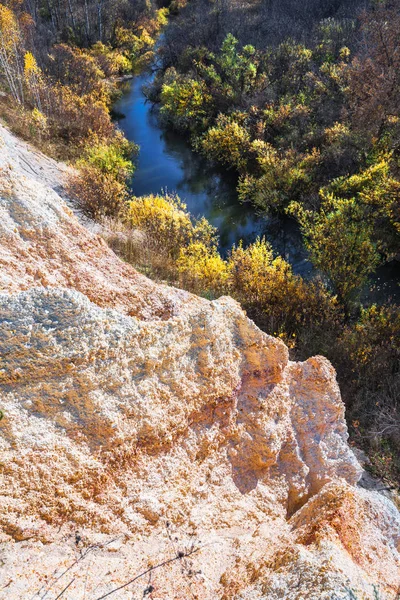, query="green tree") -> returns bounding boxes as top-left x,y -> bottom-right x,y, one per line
200,114 -> 250,170
292,196 -> 379,306
160,69 -> 212,131
217,34 -> 257,96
